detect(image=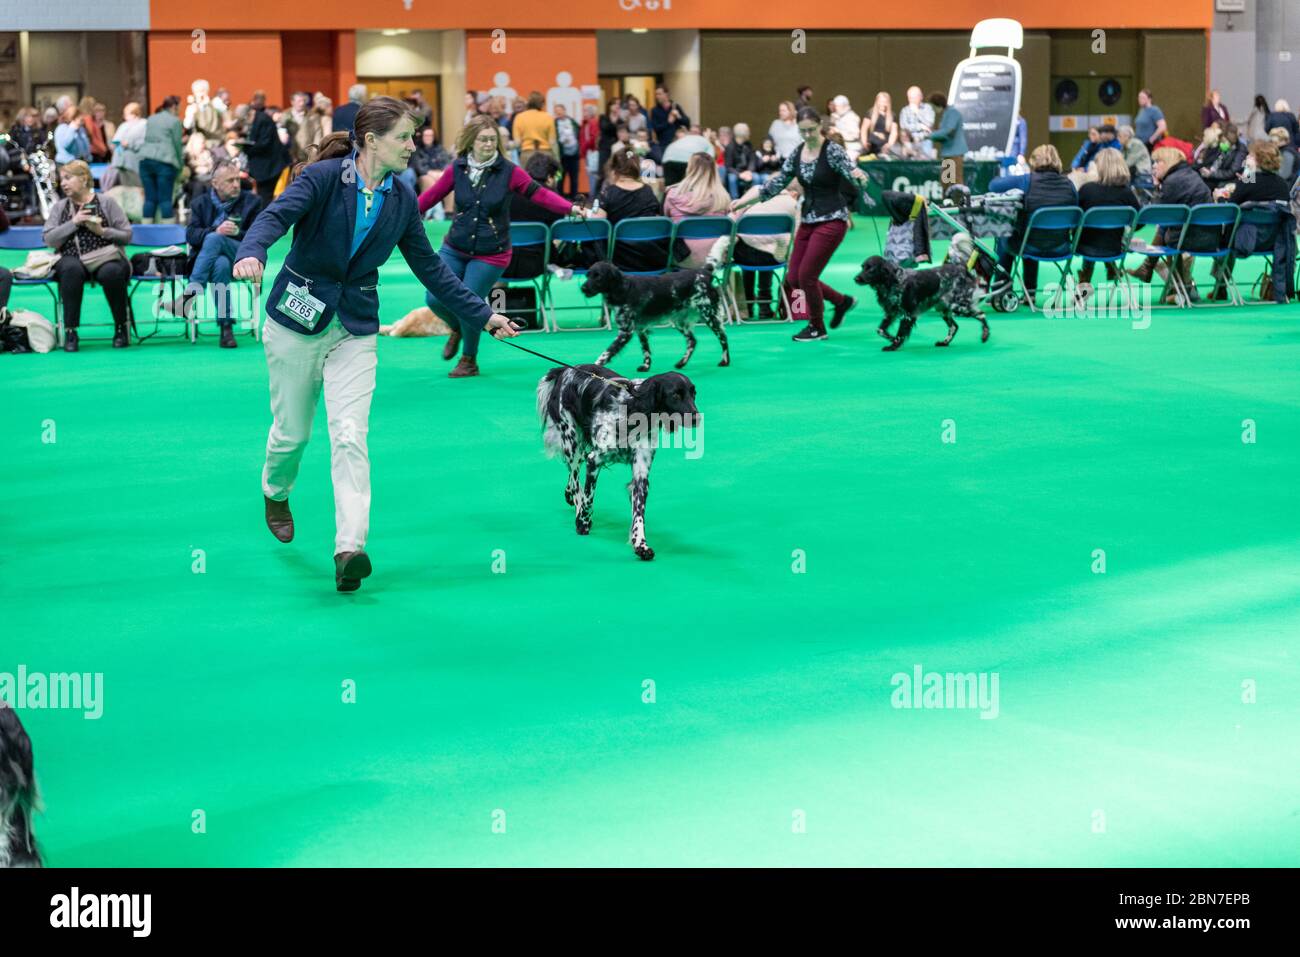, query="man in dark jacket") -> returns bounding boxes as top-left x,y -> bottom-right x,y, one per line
1264,100 -> 1300,148
650,85 -> 690,146
167,160 -> 262,345
332,84 -> 366,136
989,144 -> 1078,299
243,91 -> 289,210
